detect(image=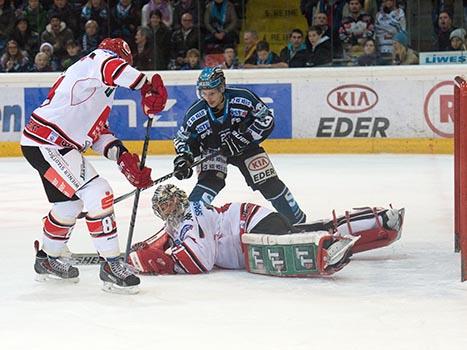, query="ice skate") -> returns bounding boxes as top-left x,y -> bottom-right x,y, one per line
34,241 -> 79,283
383,208 -> 405,240
100,258 -> 140,295
325,236 -> 360,268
